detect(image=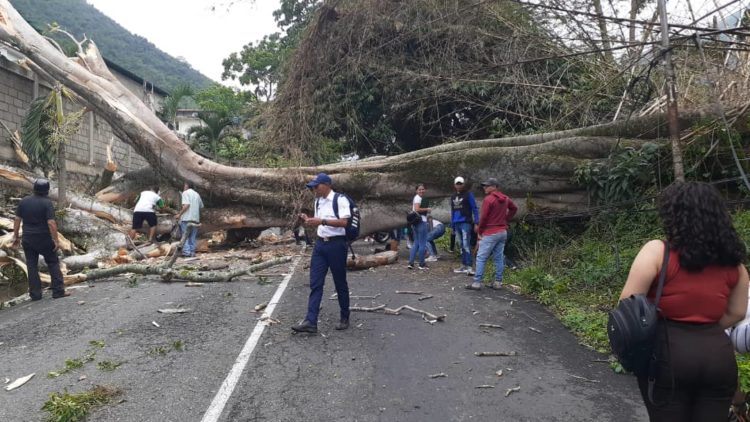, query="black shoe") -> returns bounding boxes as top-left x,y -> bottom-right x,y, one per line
291,320 -> 318,333
335,319 -> 349,330
52,292 -> 70,299
30,296 -> 42,301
